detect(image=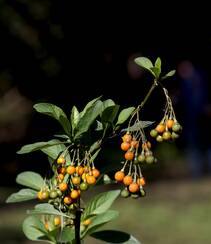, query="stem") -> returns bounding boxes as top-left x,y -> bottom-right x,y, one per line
128,79 -> 158,128
74,199 -> 82,244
